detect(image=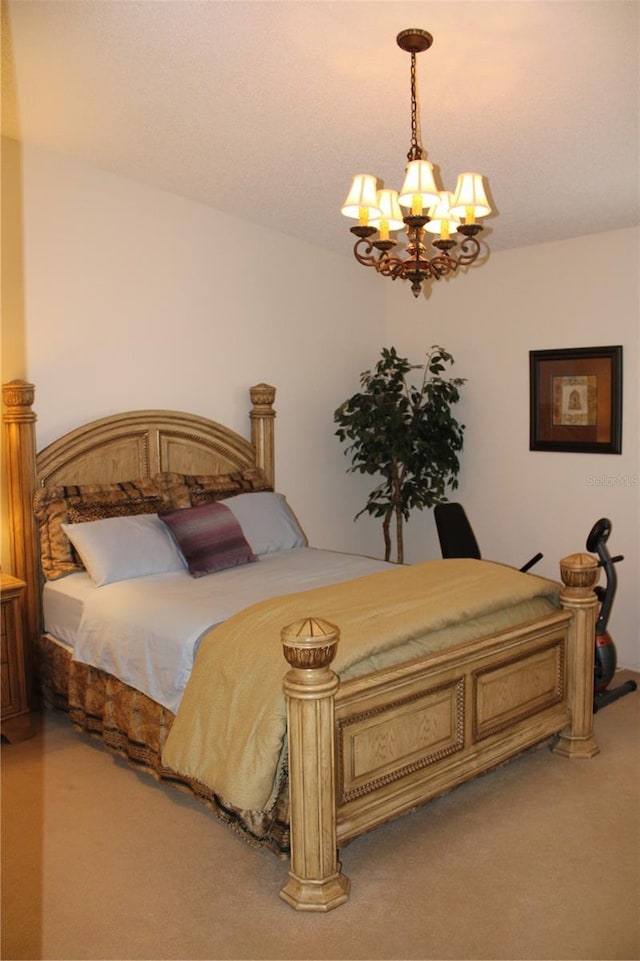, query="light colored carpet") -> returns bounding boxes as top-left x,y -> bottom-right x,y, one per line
2,672 -> 639,961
